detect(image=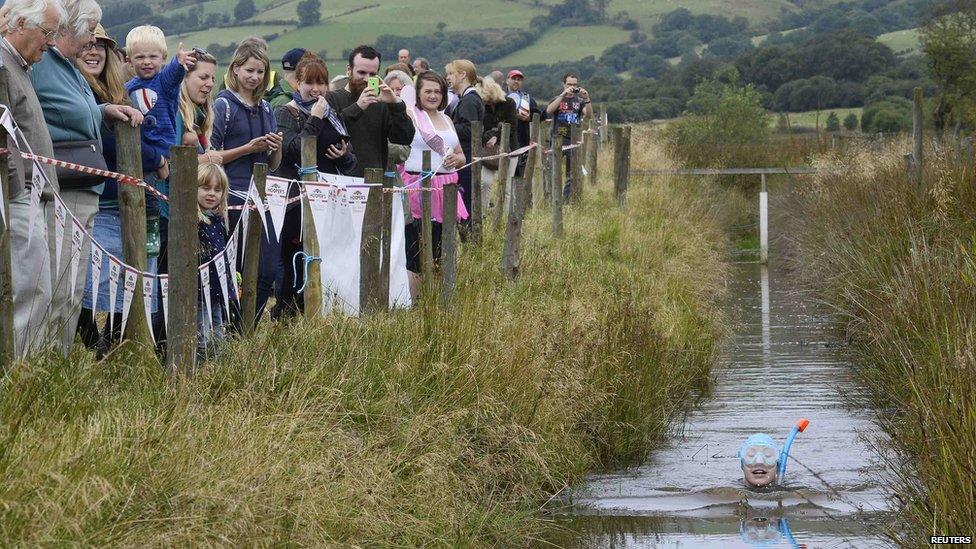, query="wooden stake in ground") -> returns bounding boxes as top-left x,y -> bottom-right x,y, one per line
501,177 -> 527,280
0,69 -> 14,369
551,141 -> 564,238
360,168 -> 384,315
469,120 -> 483,245
493,122 -> 511,231
115,123 -> 152,347
586,116 -> 599,187
570,125 -> 583,203
540,119 -> 552,206
440,181 -> 458,308
526,114 -> 540,209
300,136 -> 323,320
166,146 -> 199,374
241,163 -> 266,333
420,150 -> 434,295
